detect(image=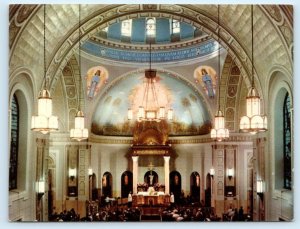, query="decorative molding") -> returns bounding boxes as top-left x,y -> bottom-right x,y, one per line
82,39 -> 218,63
48,5 -> 259,96
91,34 -> 210,51
61,55 -> 82,130
88,133 -> 253,144
9,4 -> 38,49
